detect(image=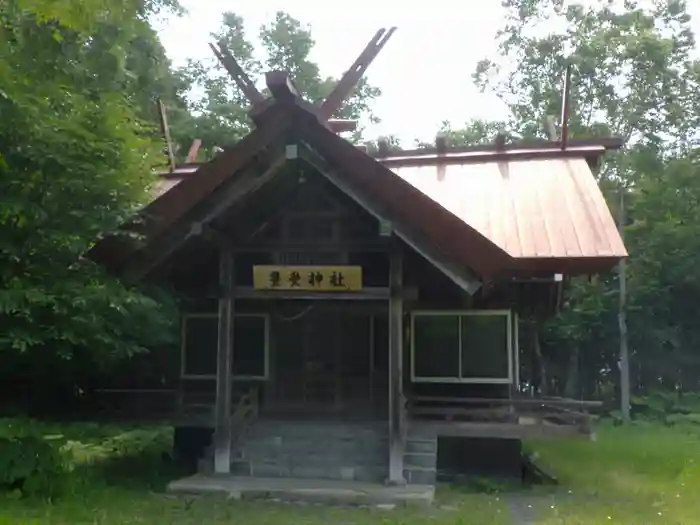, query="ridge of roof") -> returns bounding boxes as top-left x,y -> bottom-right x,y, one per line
156,137 -> 622,177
